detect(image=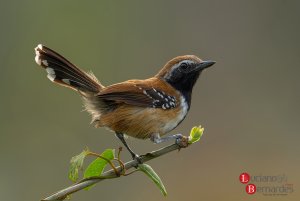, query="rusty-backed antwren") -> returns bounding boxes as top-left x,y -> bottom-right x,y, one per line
34,44 -> 215,161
